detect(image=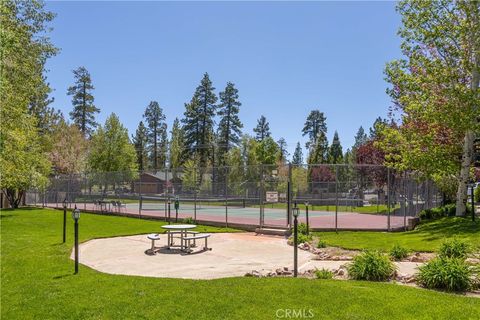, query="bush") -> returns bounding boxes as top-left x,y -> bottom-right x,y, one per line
297,222 -> 310,235
317,239 -> 327,249
182,217 -> 194,224
438,238 -> 470,259
418,204 -> 456,220
417,257 -> 472,292
288,233 -> 312,245
315,268 -> 333,279
389,244 -> 409,261
347,250 -> 396,281
475,186 -> 480,203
